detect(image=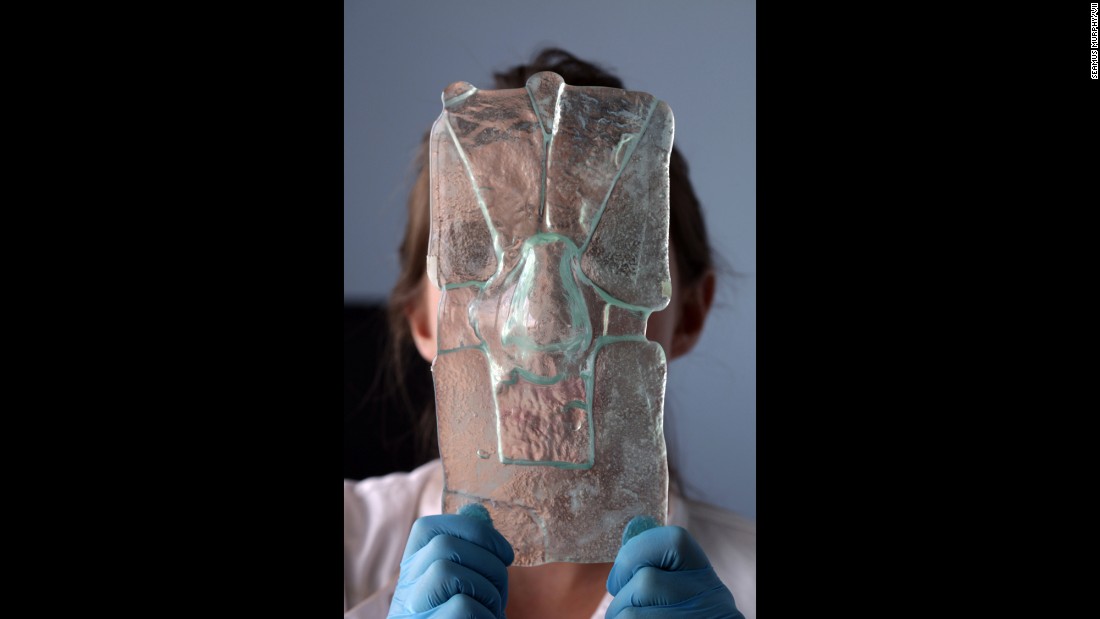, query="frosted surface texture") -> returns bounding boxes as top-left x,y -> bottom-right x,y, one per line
428,71 -> 673,565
